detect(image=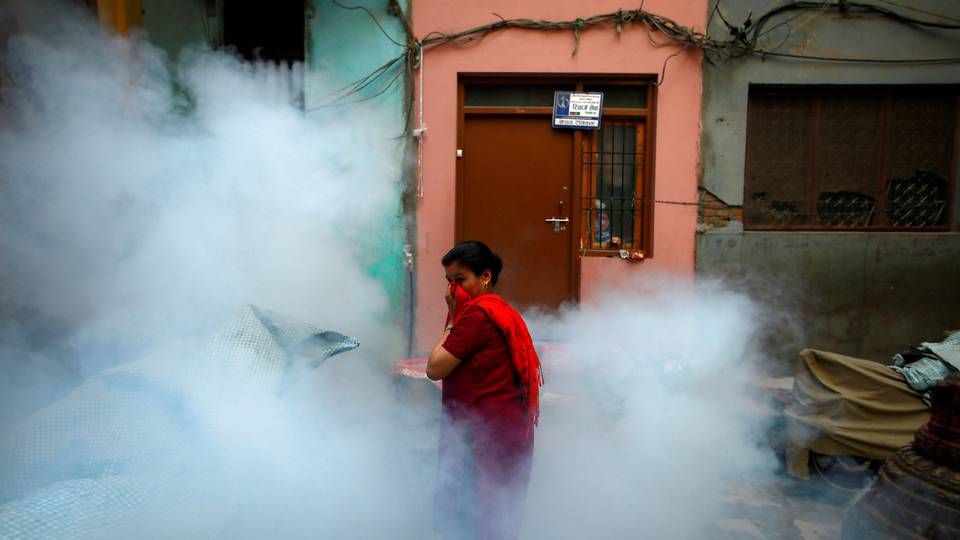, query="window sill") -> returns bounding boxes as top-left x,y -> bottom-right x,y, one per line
580,249 -> 646,260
